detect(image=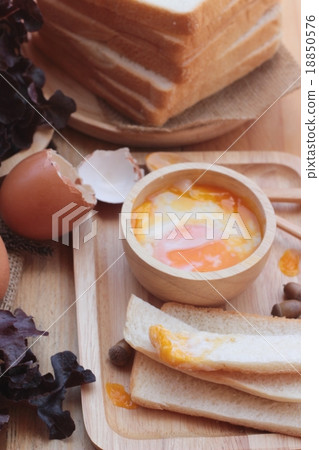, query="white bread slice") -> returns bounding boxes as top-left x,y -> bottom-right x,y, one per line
39,0 -> 279,83
38,0 -> 278,66
124,295 -> 300,374
64,0 -> 269,36
161,303 -> 301,402
33,32 -> 280,125
130,352 -> 301,437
